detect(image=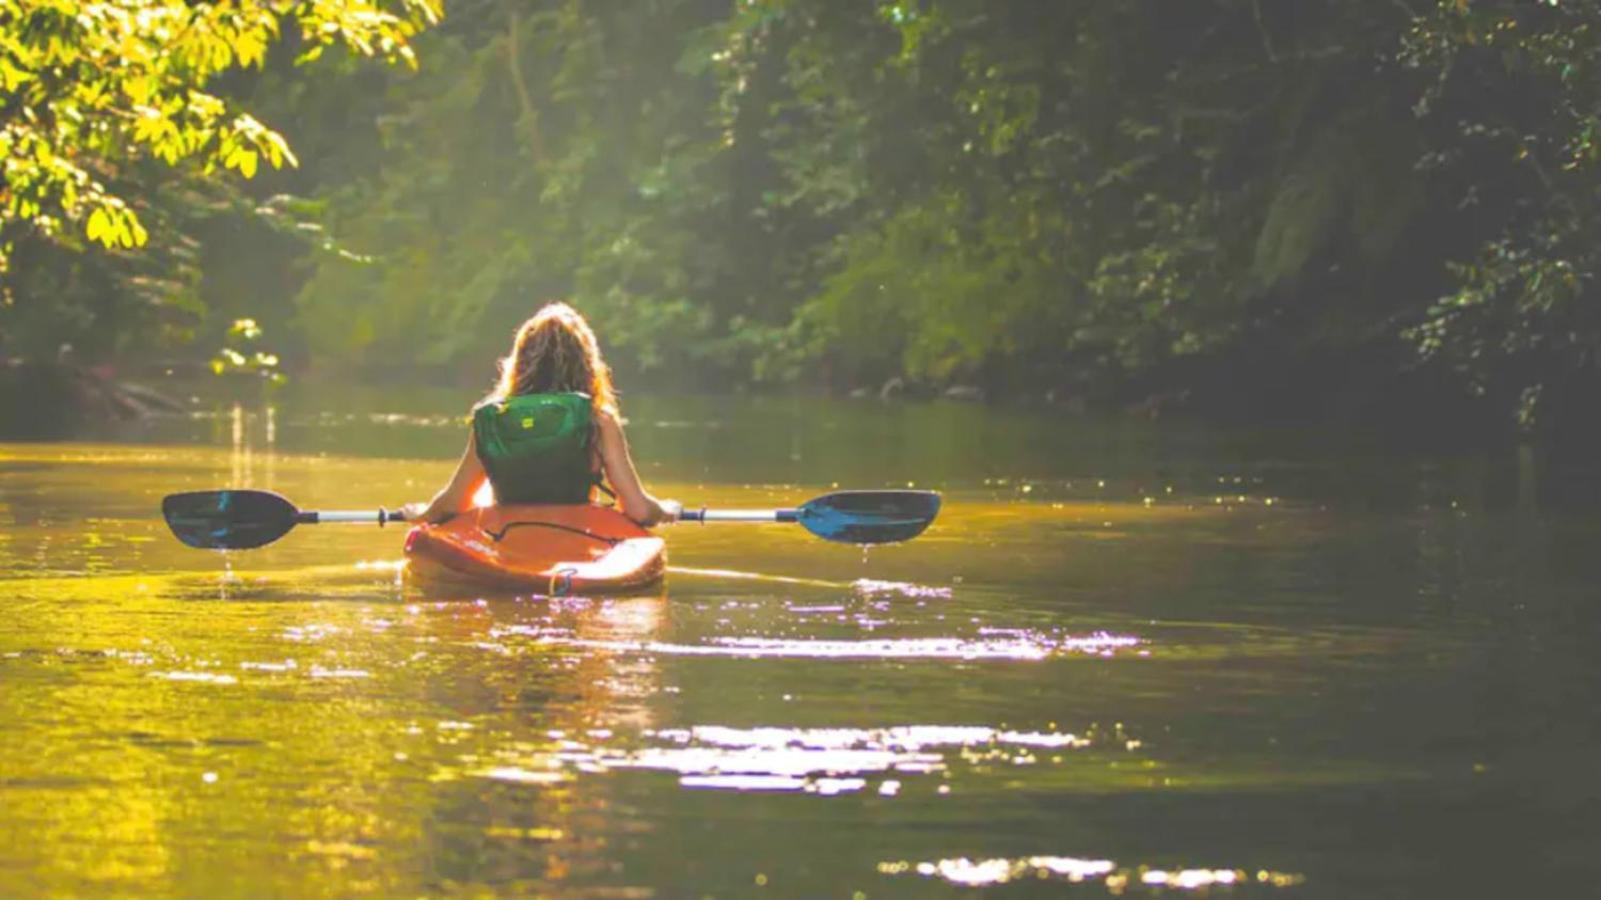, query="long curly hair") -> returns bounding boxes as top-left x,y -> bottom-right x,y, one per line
487,302 -> 618,416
